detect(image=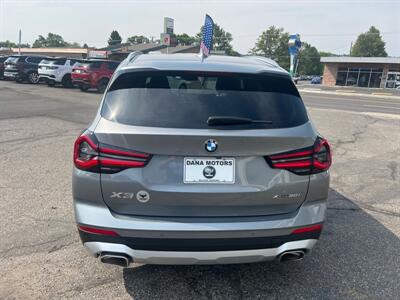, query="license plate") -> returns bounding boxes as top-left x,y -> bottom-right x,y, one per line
184,157 -> 235,184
